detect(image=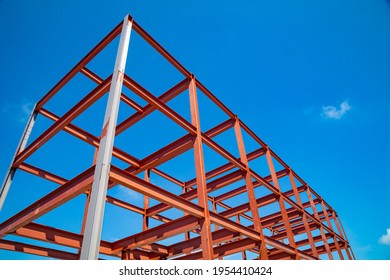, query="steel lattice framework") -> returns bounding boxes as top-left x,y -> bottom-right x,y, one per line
0,15 -> 354,260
